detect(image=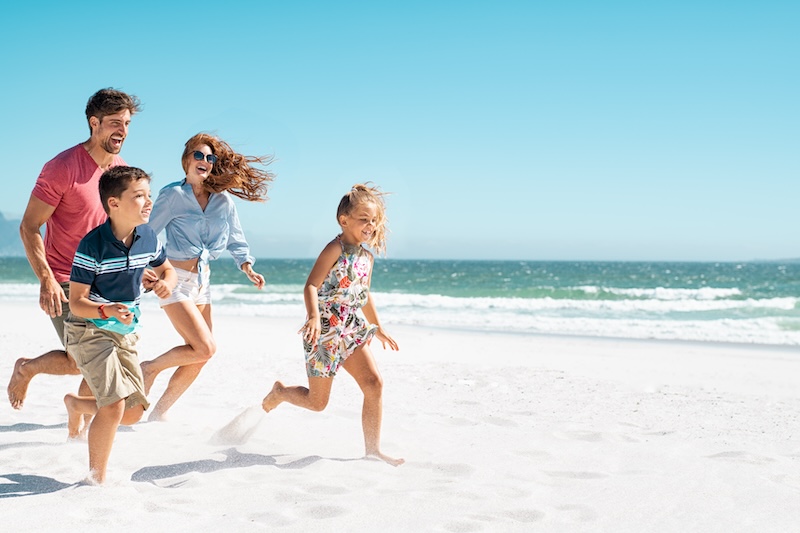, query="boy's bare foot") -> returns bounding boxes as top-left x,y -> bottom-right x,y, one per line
365,451 -> 405,467
261,381 -> 285,413
140,361 -> 158,396
8,358 -> 32,409
64,394 -> 85,439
